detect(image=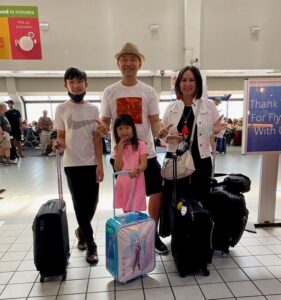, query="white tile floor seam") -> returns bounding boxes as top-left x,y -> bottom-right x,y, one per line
0,147 -> 281,299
